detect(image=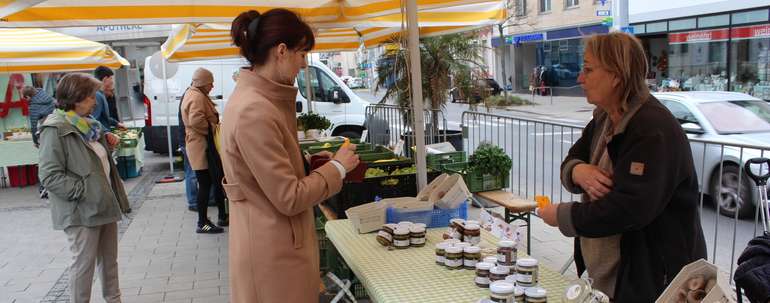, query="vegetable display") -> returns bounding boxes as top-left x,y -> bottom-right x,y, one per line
469,143 -> 512,176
